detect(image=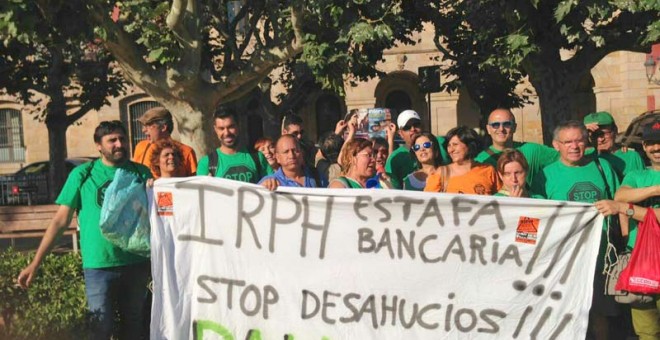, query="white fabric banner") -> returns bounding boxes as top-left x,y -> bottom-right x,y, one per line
150,177 -> 603,340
